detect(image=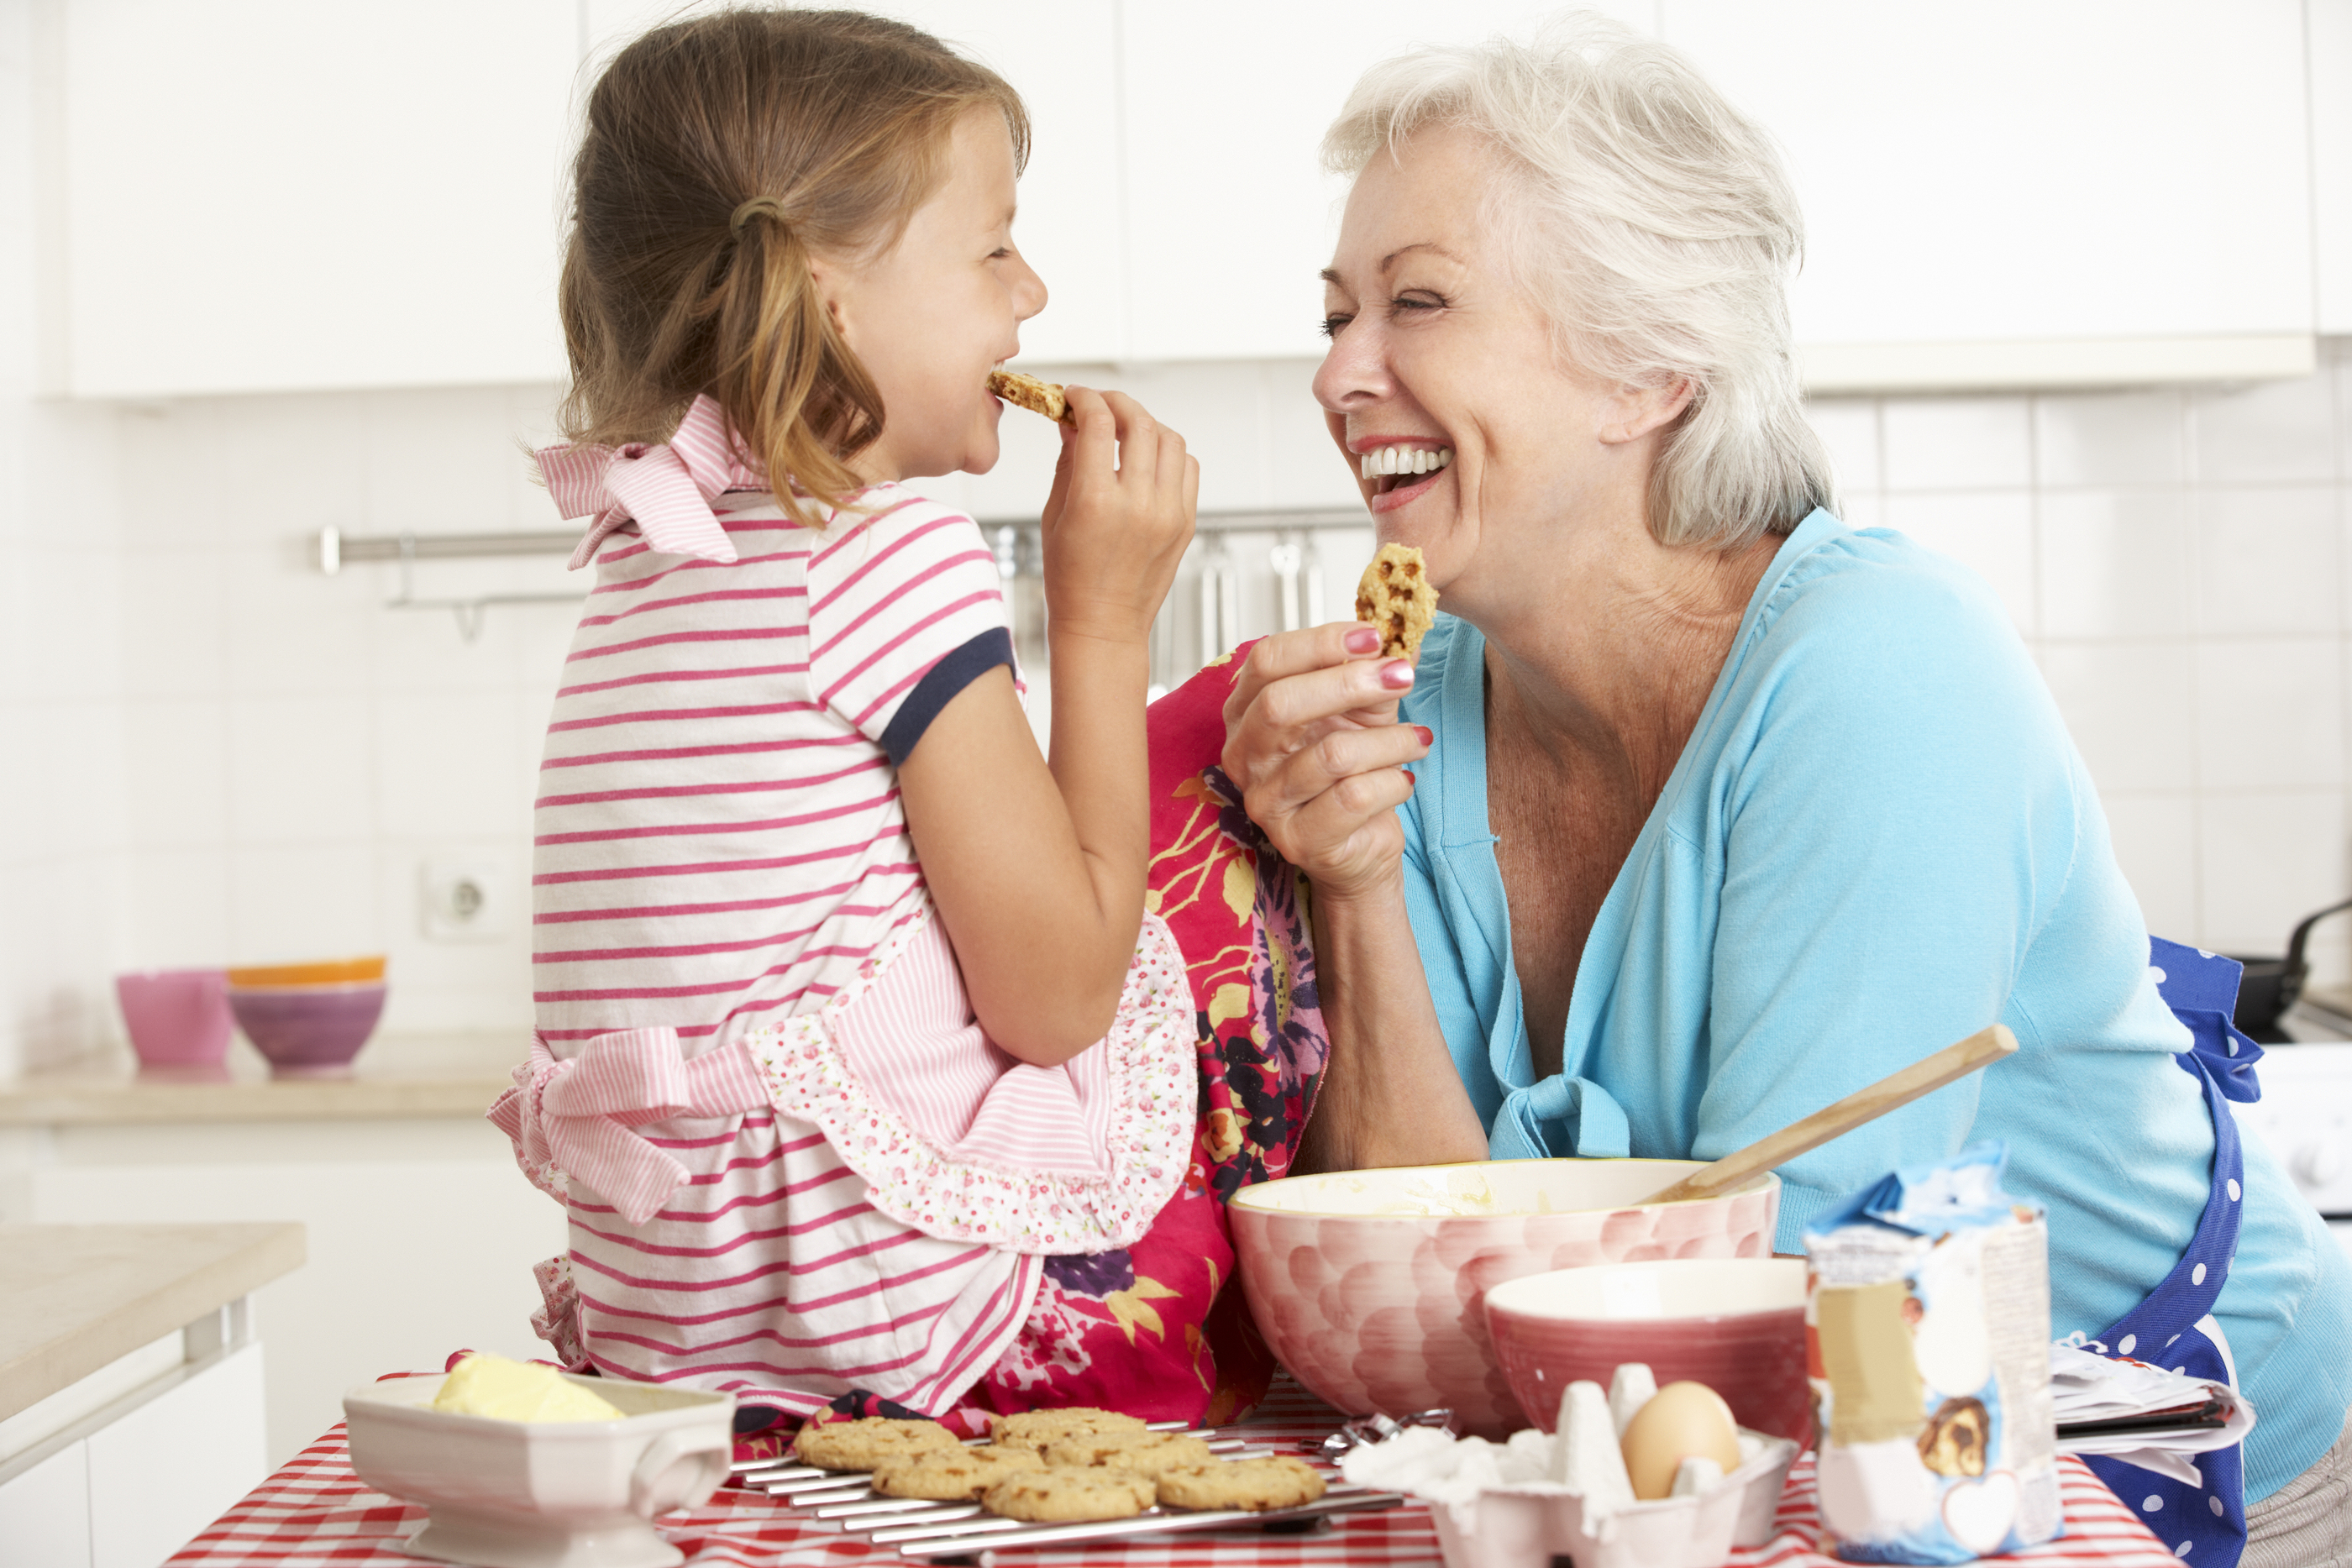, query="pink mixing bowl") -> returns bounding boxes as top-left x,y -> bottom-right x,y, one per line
227,982 -> 386,1077
1229,1159 -> 1780,1437
116,968 -> 234,1069
1484,1257 -> 1811,1444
